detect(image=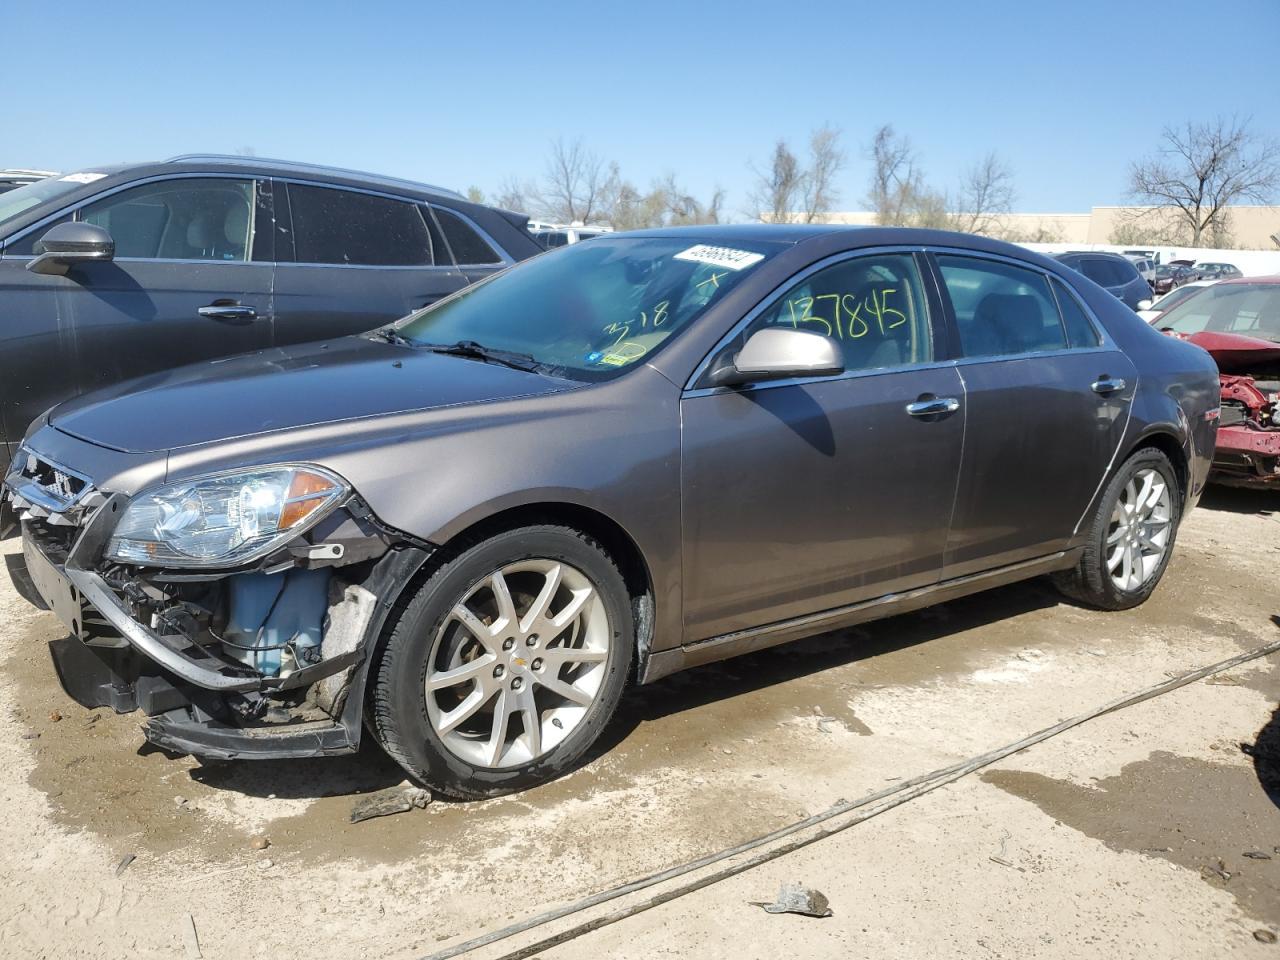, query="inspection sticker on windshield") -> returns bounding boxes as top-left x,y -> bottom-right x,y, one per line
673,244 -> 764,271
58,172 -> 107,184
